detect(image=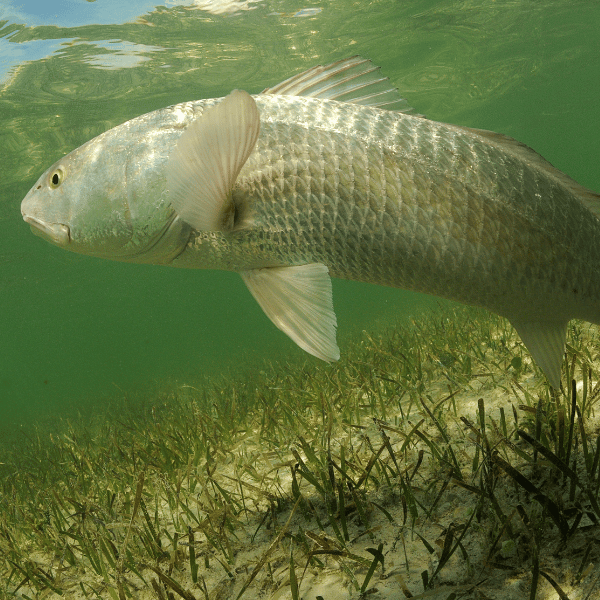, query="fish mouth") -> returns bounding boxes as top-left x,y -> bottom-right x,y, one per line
23,215 -> 71,247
